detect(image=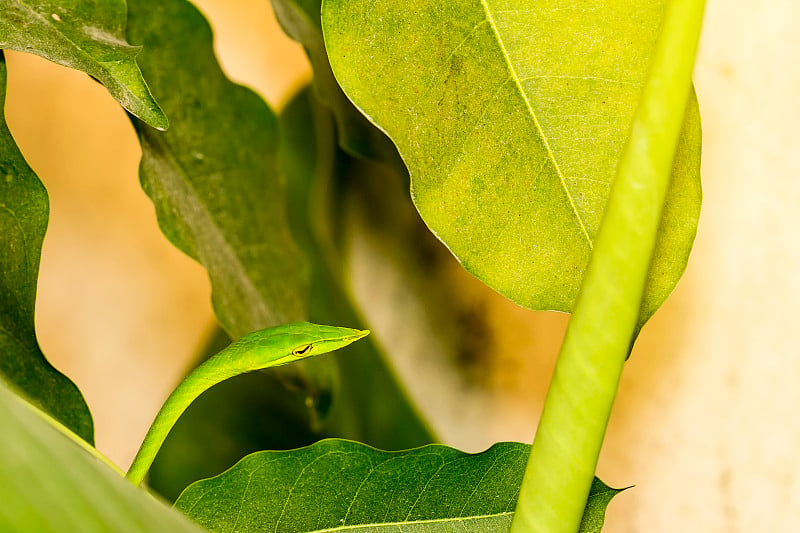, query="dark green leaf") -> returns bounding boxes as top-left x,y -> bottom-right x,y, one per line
127,0 -> 307,337
0,379 -> 202,532
125,0 -> 340,494
146,89 -> 433,502
270,0 -> 406,175
0,51 -> 93,444
321,0 -> 702,326
0,0 -> 167,129
176,440 -> 624,532
579,478 -> 628,533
